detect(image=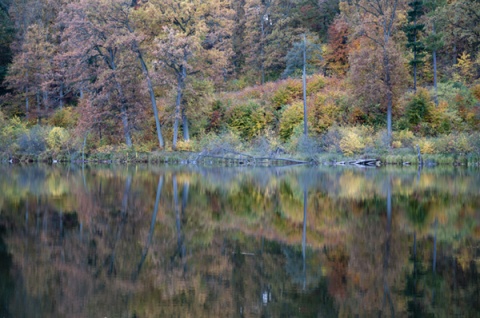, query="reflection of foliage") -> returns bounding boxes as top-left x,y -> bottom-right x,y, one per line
0,165 -> 479,316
